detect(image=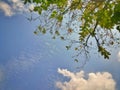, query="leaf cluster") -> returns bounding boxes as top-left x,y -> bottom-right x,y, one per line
24,0 -> 120,60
